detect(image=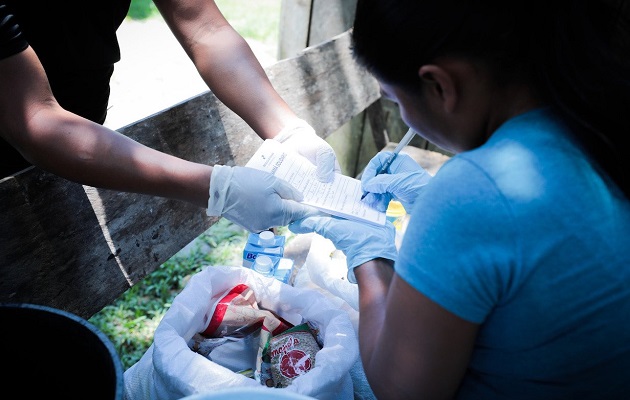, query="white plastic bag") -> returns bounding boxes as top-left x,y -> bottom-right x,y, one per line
293,234 -> 360,327
123,265 -> 358,400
